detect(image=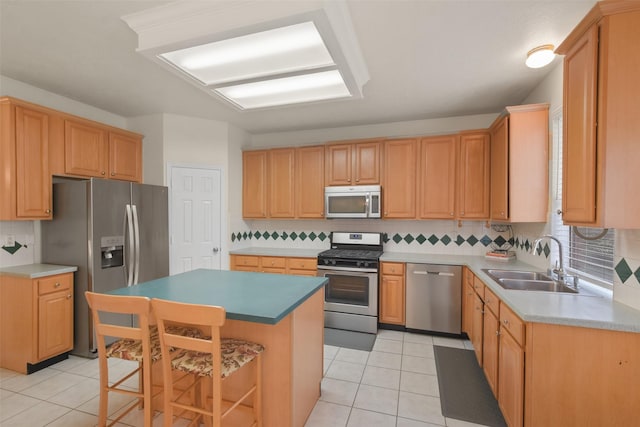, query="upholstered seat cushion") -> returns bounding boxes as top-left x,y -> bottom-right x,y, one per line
106,325 -> 203,362
169,338 -> 265,378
